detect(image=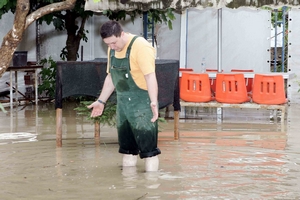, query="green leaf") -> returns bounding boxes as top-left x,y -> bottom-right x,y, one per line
167,9 -> 176,20
53,17 -> 65,31
168,20 -> 173,30
42,14 -> 54,25
74,100 -> 117,127
0,0 -> 8,9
